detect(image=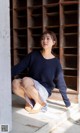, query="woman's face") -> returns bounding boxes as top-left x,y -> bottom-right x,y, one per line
41,33 -> 55,50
